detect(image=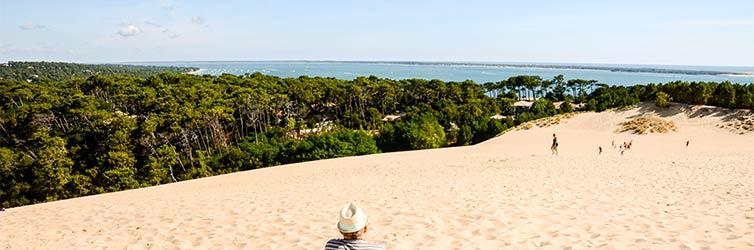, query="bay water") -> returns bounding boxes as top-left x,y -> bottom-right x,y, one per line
138,61 -> 754,86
